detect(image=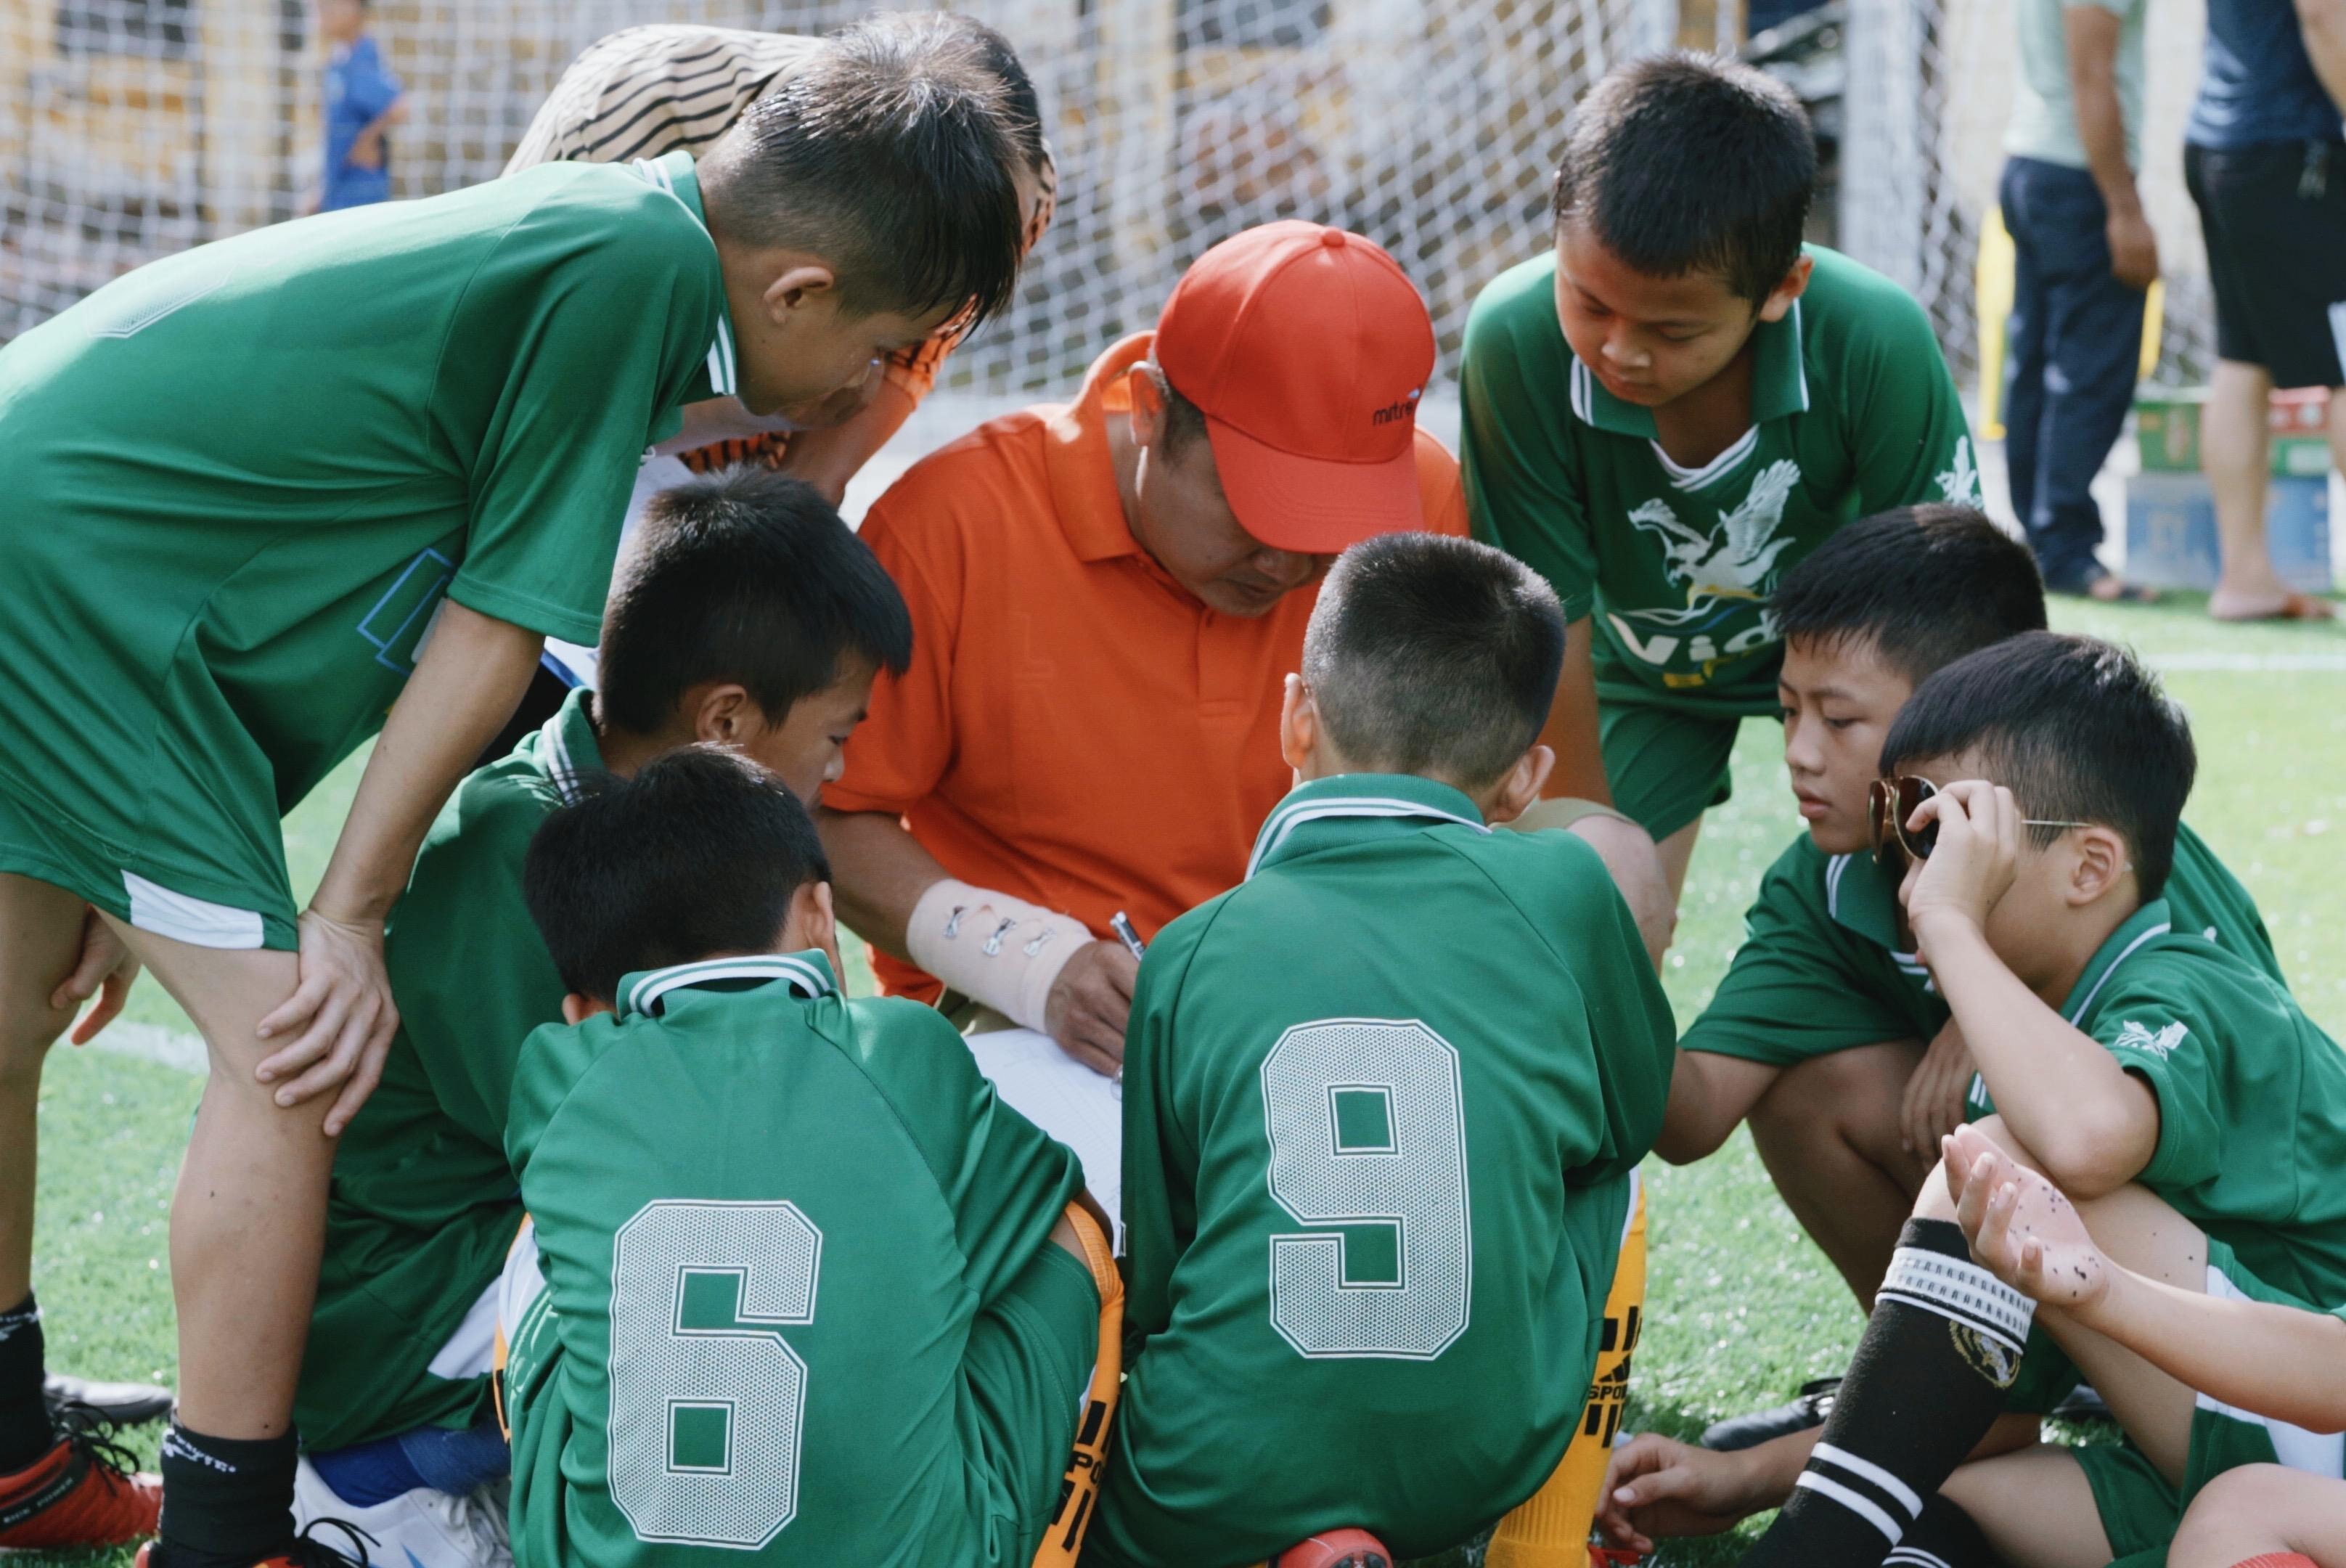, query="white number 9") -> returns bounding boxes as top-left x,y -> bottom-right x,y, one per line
1260,1018 -> 1472,1360
608,1201 -> 822,1549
